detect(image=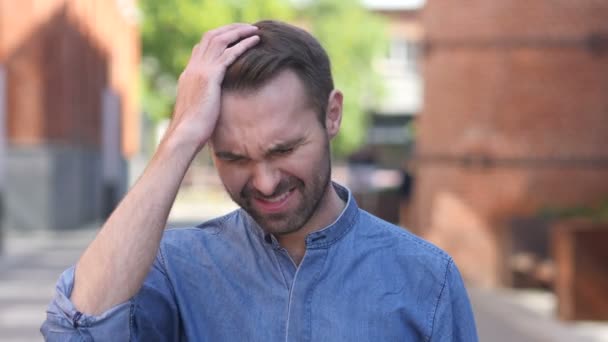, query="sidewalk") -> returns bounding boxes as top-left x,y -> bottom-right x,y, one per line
470,288 -> 608,342
0,224 -> 99,341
